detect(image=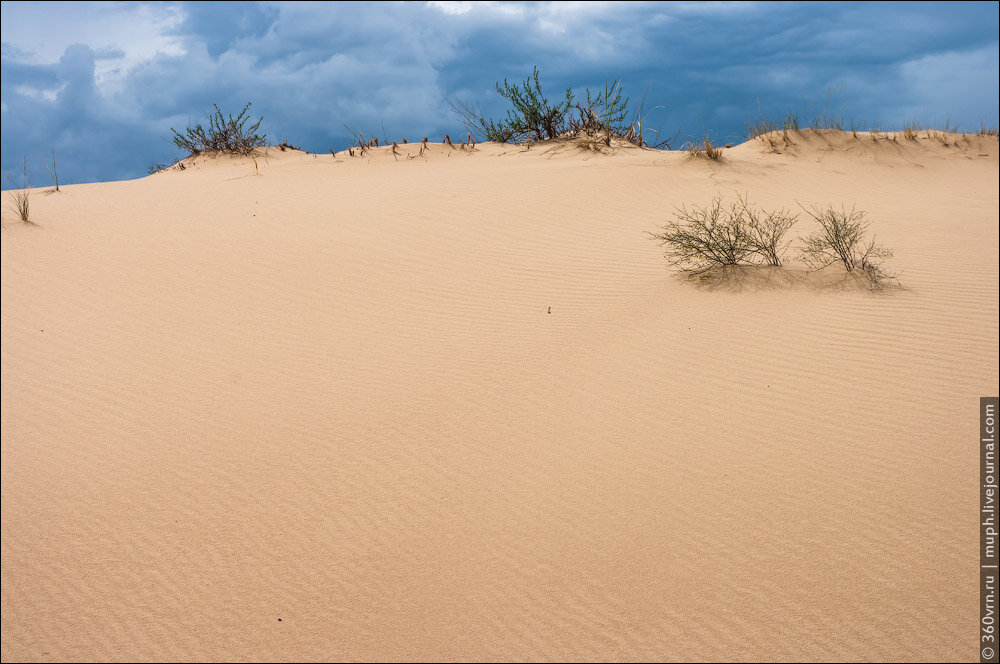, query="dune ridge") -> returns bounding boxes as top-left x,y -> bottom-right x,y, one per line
2,132 -> 997,661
